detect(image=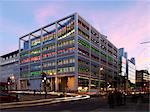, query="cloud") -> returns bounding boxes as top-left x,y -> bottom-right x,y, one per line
32,1 -> 150,70
1,1 -> 149,70
88,2 -> 150,69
